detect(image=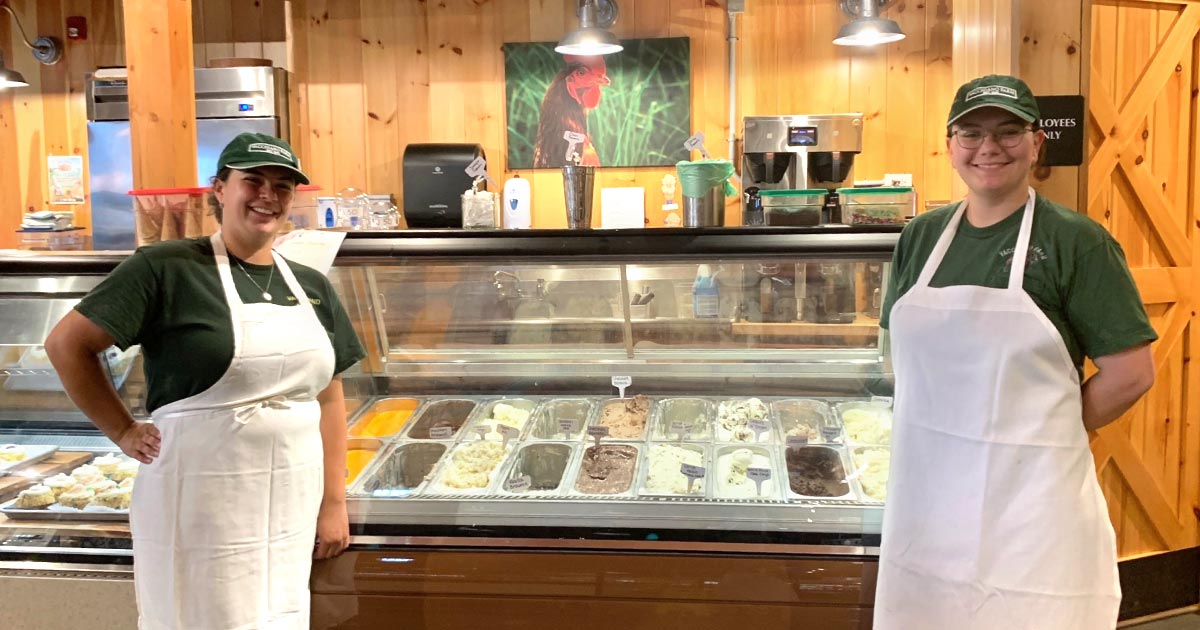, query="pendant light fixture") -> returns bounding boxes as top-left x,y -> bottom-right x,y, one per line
833,0 -> 906,47
556,0 -> 623,56
0,3 -> 62,89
